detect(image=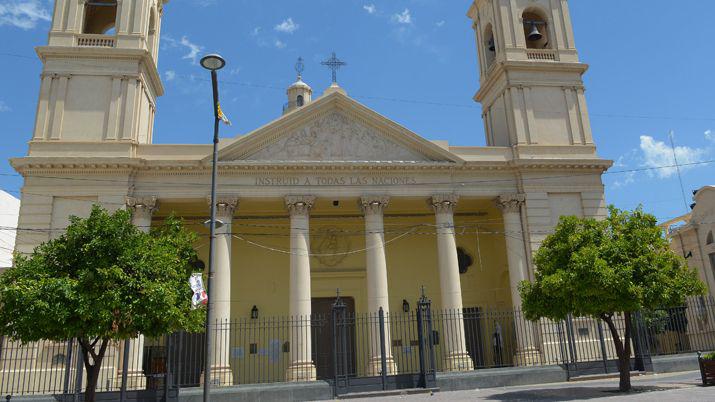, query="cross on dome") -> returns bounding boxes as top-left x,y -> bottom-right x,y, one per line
321,52 -> 346,84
